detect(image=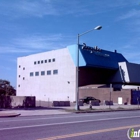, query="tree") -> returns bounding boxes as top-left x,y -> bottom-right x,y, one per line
0,79 -> 16,96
